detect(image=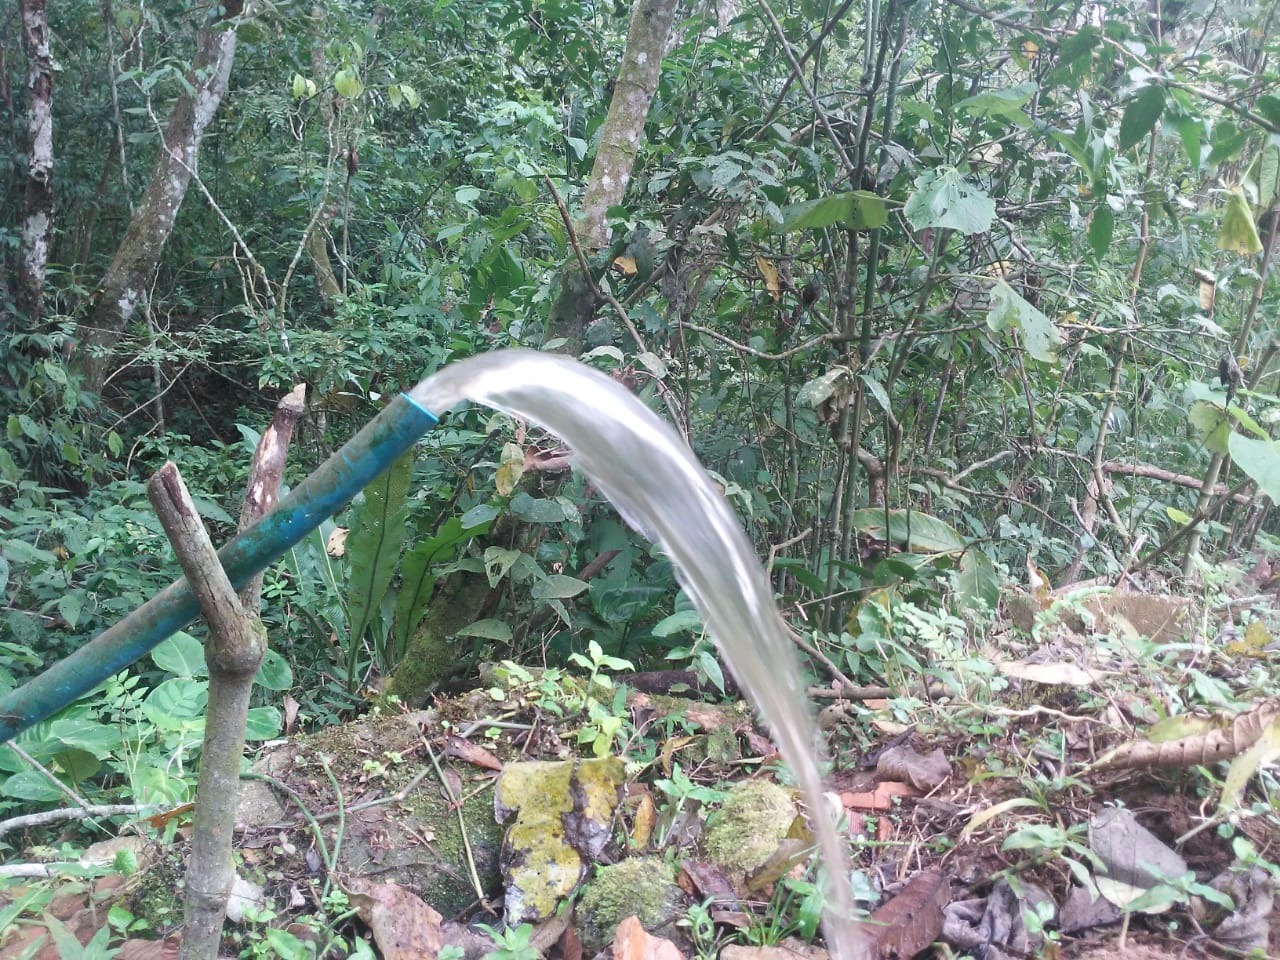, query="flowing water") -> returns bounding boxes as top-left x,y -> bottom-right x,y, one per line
412,350 -> 867,960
